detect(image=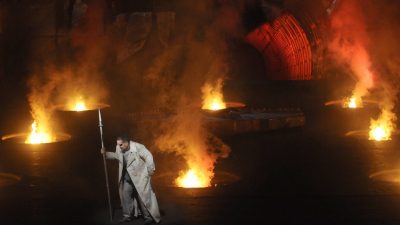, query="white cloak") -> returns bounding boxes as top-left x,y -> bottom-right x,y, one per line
105,141 -> 161,223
